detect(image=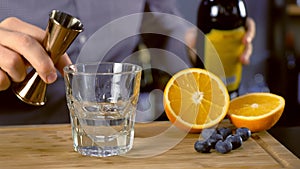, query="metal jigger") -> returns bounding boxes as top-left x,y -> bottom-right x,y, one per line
12,10 -> 84,106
